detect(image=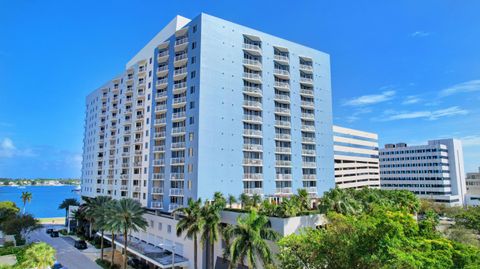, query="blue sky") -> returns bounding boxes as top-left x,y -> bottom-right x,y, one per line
0,0 -> 479,178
